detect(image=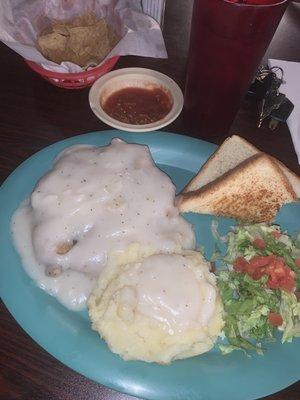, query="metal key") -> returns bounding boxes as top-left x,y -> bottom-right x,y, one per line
258,92 -> 286,127
257,68 -> 285,127
268,98 -> 294,131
